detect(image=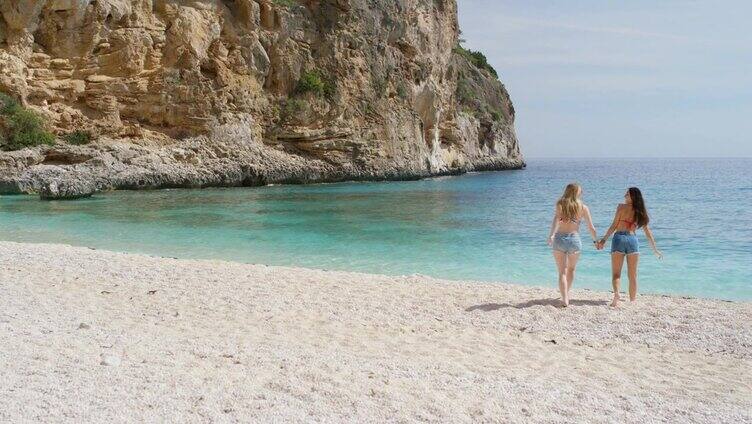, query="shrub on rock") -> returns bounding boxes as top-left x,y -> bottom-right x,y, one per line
295,70 -> 335,98
0,92 -> 55,151
63,130 -> 93,145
